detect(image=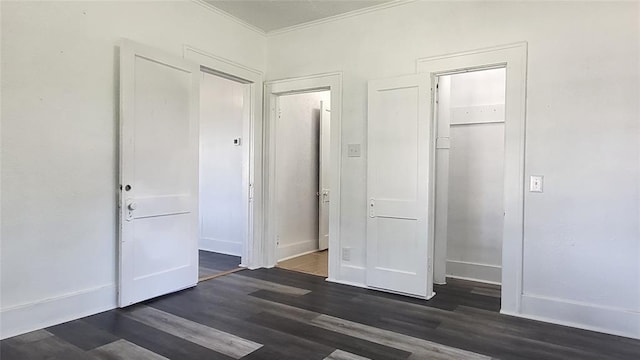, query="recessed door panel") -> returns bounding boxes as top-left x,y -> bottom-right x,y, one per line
366,74 -> 433,298
119,40 -> 200,307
